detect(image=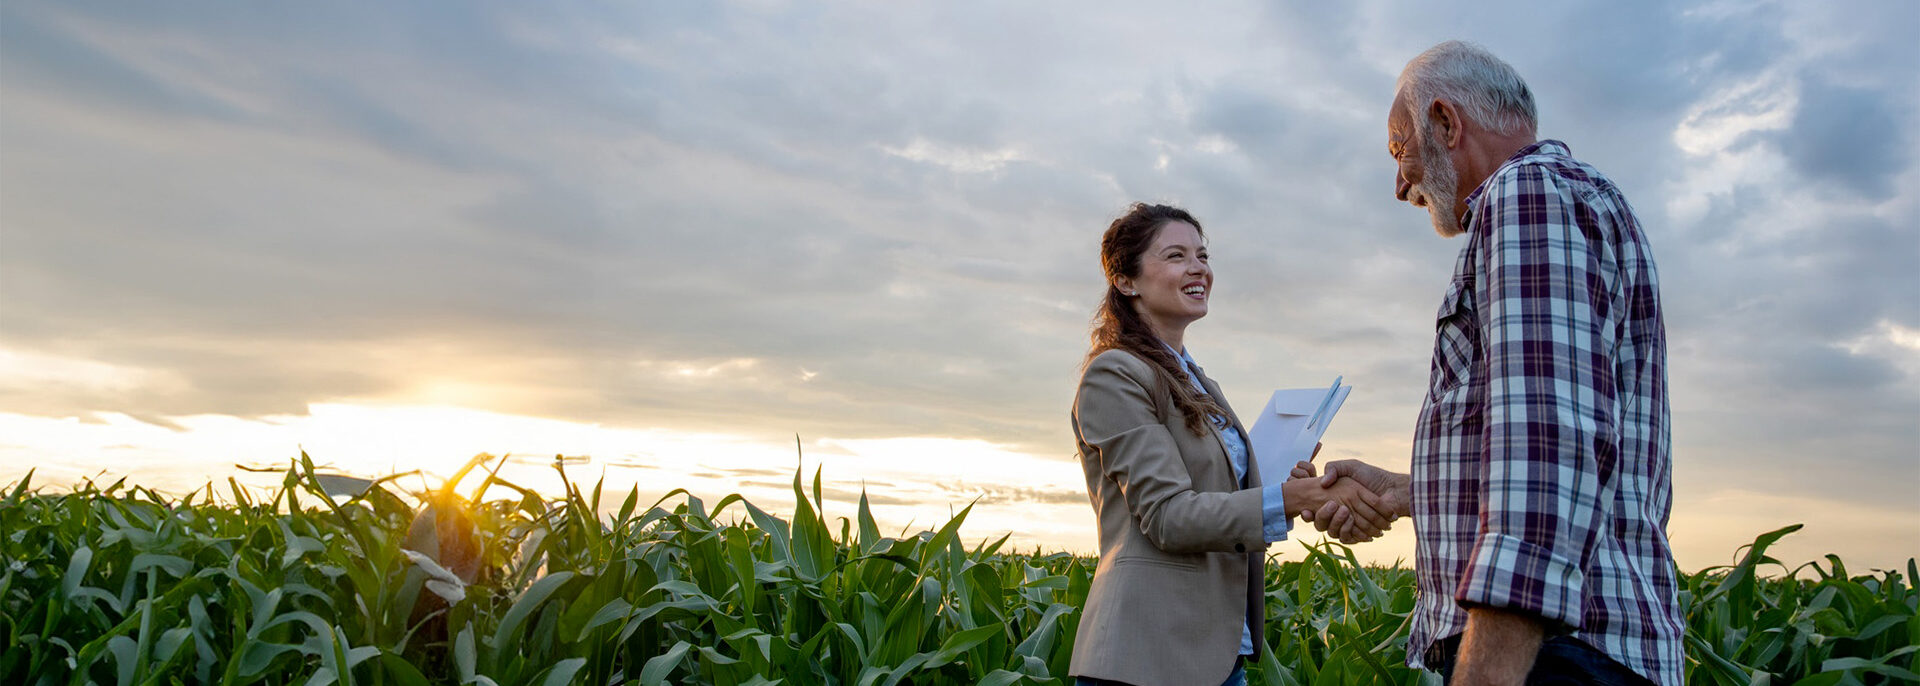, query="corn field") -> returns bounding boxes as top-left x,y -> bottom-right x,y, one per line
1,455 -> 1914,685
